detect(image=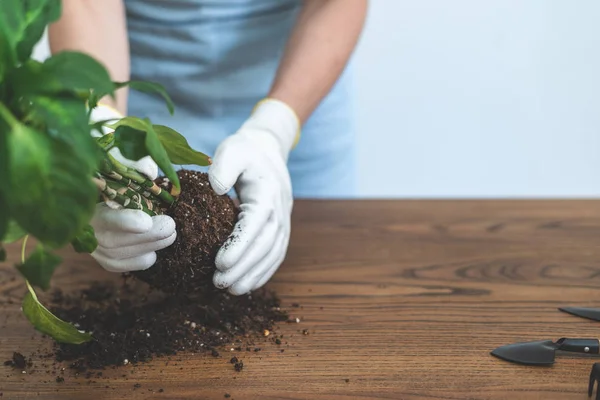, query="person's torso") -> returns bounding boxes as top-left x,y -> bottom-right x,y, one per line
125,0 -> 301,24
123,0 -> 356,179
124,0 -> 300,108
